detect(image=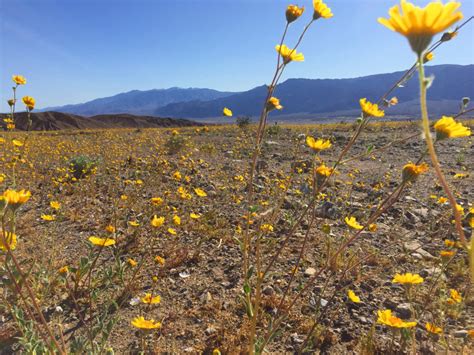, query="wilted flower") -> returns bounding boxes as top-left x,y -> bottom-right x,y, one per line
266,96 -> 283,111
286,5 -> 305,23
402,162 -> 429,182
378,0 -> 463,54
